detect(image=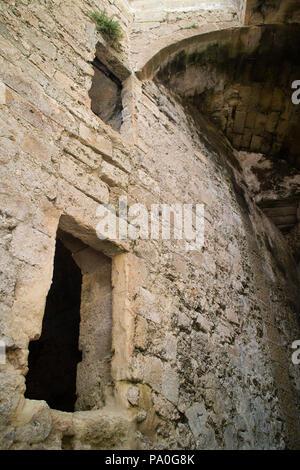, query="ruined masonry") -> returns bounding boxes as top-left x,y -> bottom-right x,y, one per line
0,0 -> 300,450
